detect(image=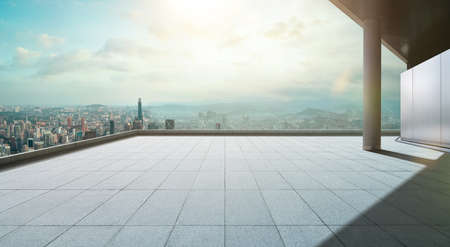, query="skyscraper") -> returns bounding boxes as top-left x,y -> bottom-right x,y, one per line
81,118 -> 86,133
138,98 -> 143,121
165,119 -> 175,130
67,116 -> 72,128
109,120 -> 115,134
